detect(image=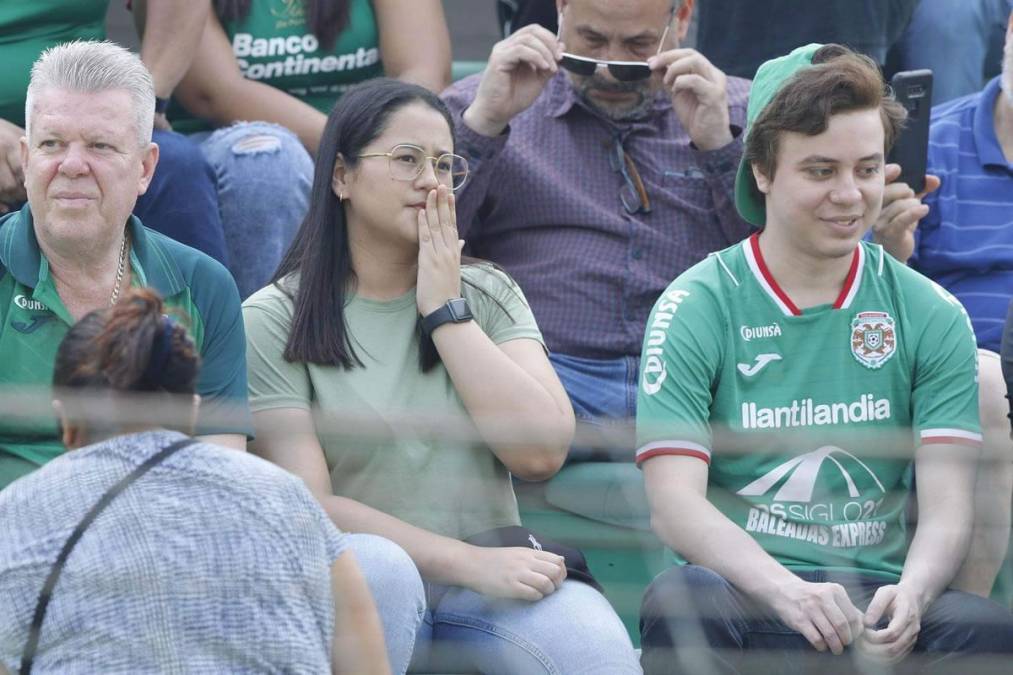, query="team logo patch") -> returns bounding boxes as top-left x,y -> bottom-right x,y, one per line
850,311 -> 896,369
